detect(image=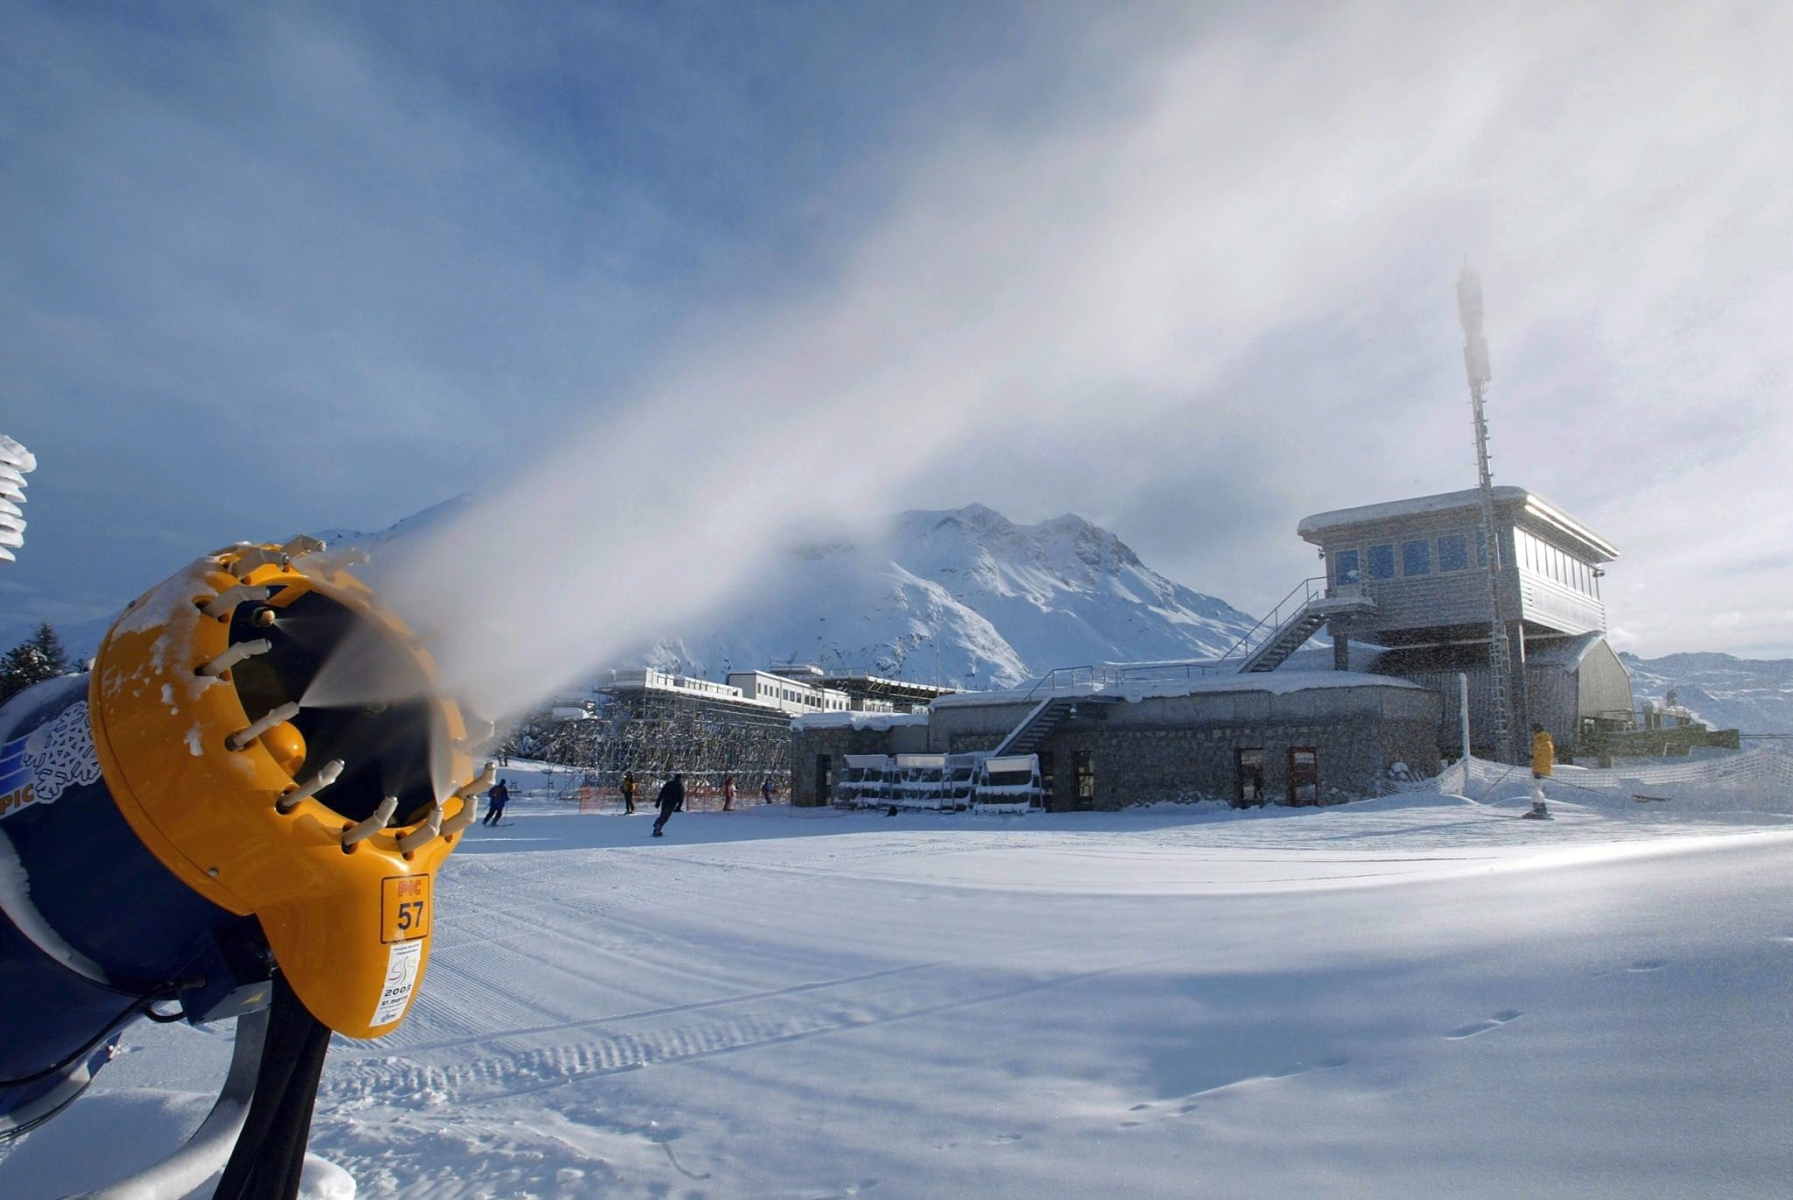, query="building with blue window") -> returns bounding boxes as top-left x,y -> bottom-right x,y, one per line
1296,486 -> 1633,757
